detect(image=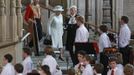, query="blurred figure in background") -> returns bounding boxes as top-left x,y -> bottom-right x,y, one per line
14,63 -> 24,75
107,57 -> 124,75
42,46 -> 62,75
22,48 -> 33,75
119,16 -> 131,65
39,65 -> 51,75
24,0 -> 43,56
93,63 -> 104,75
74,16 -> 89,65
124,64 -> 134,75
65,5 -> 78,65
0,54 -> 15,75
